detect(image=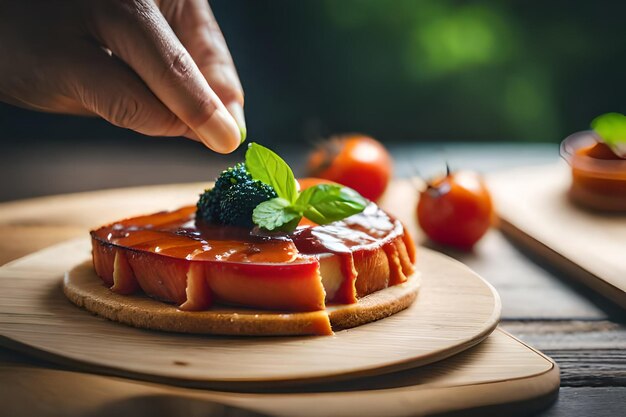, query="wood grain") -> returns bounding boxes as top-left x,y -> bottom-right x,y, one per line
0,183 -> 205,265
541,387 -> 626,417
502,320 -> 626,388
0,329 -> 559,417
487,163 -> 626,308
0,238 -> 499,388
502,320 -> 626,350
